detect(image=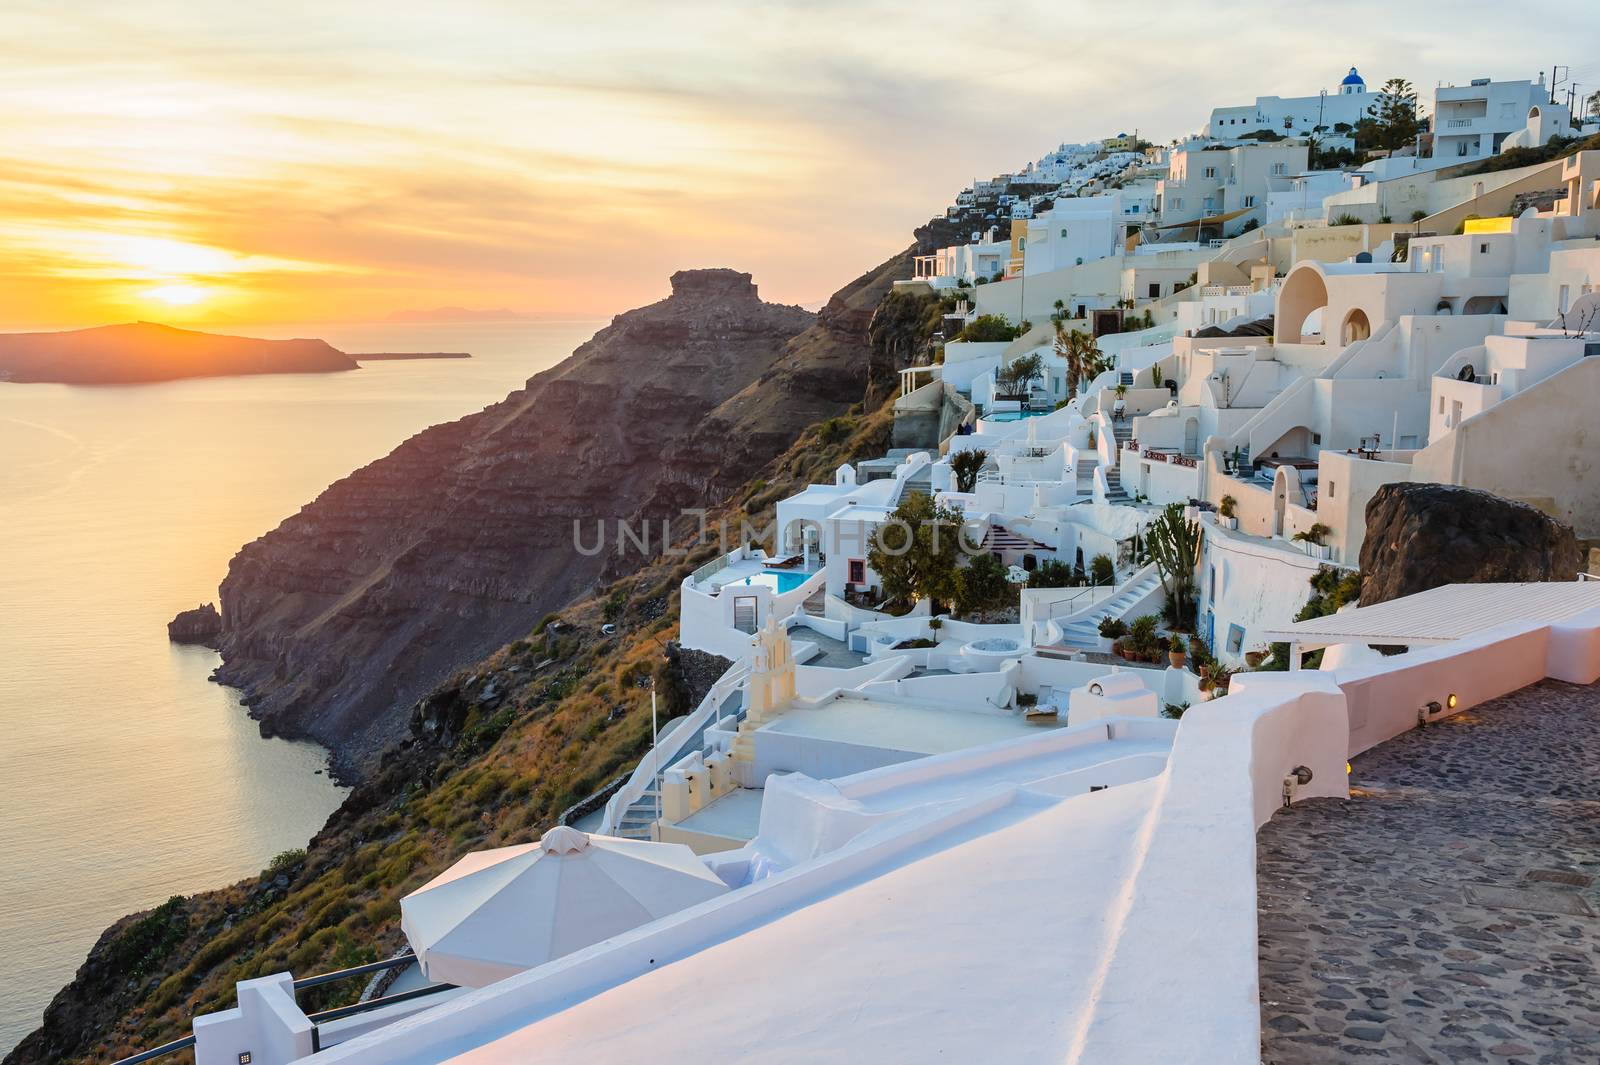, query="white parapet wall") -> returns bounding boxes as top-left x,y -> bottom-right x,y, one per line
255,606 -> 1600,1065
193,973 -> 314,1065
